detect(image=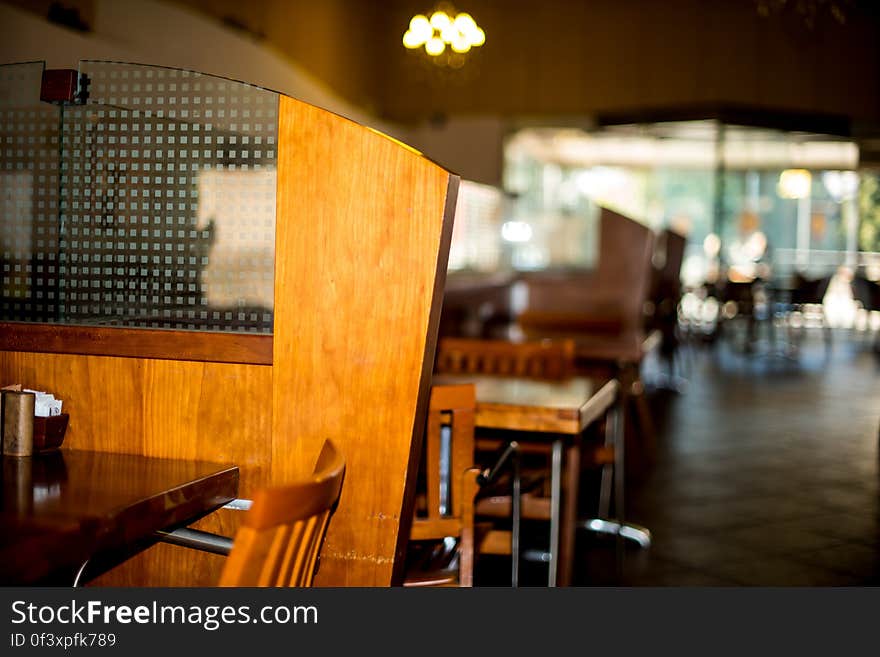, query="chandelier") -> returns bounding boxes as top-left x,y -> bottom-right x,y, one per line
402,6 -> 485,67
